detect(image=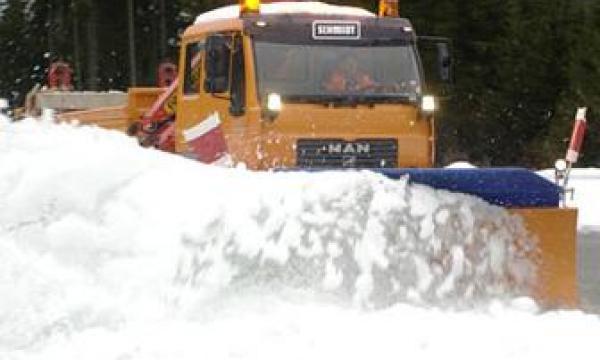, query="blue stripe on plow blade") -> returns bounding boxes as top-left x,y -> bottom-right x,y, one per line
373,168 -> 560,208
